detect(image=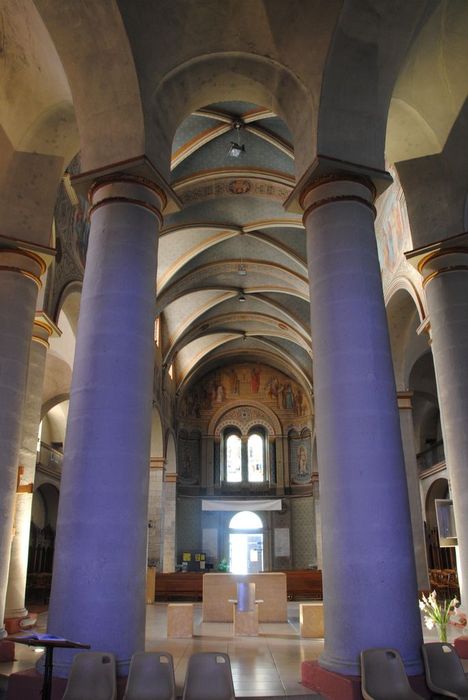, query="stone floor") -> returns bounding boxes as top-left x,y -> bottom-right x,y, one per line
1,602 -> 467,699
0,602 -> 324,698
